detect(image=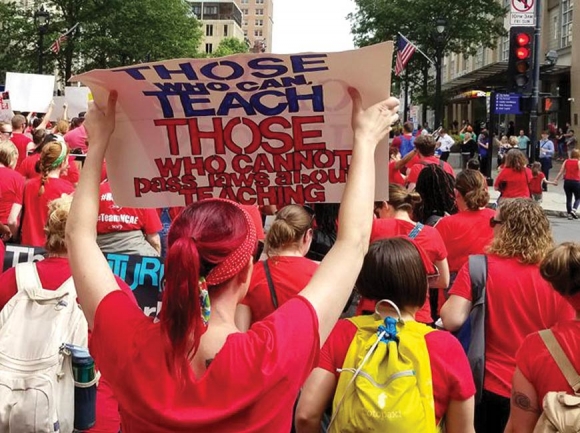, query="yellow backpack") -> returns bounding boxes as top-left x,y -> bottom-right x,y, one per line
329,301 -> 440,433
